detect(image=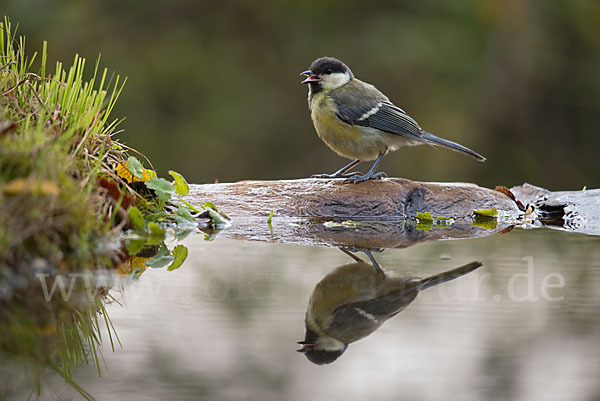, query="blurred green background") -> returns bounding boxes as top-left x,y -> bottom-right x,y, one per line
4,0 -> 599,190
